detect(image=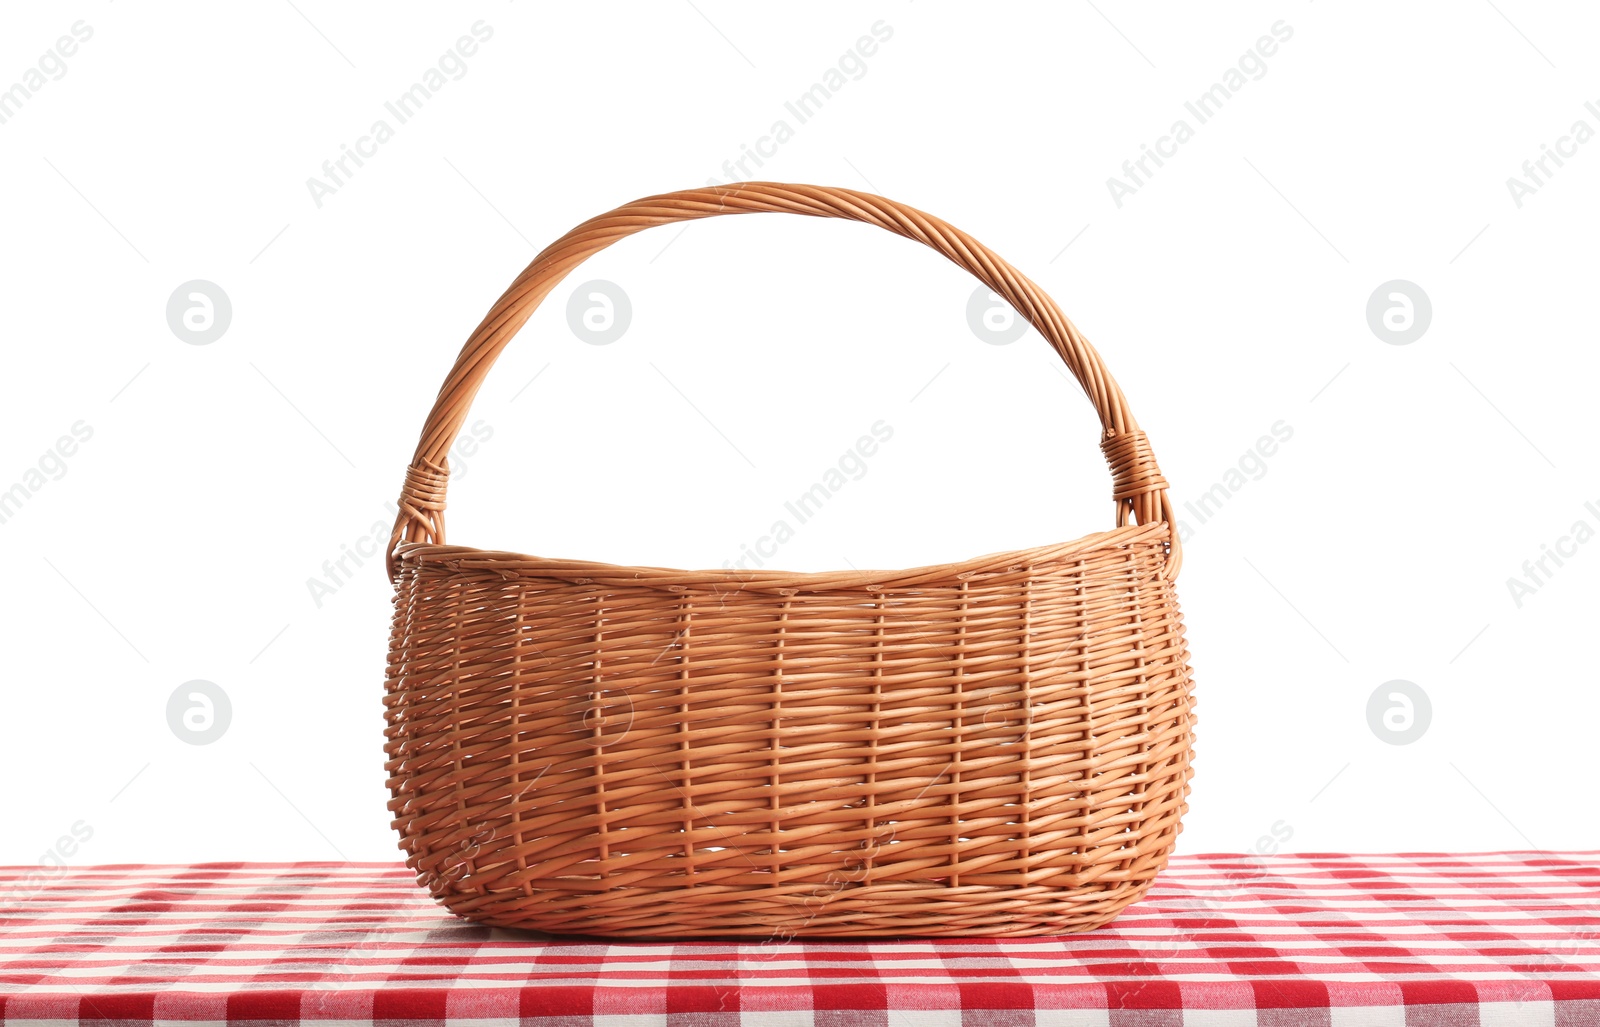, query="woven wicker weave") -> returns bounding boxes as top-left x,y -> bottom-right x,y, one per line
384,183 -> 1196,938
